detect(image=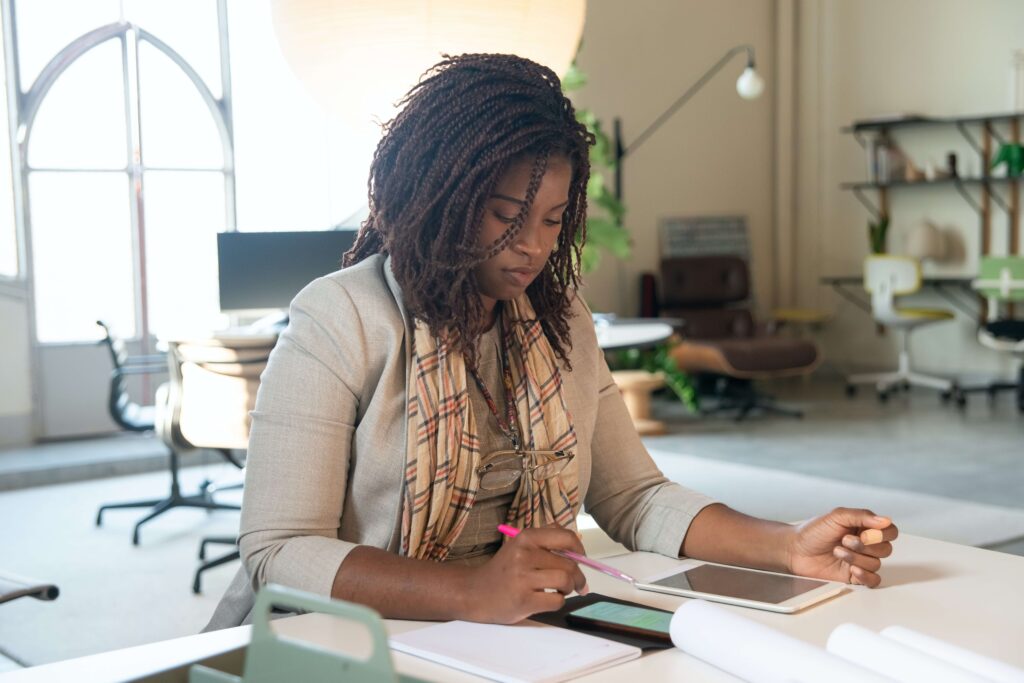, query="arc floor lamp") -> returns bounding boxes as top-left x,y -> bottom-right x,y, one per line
613,44 -> 765,201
